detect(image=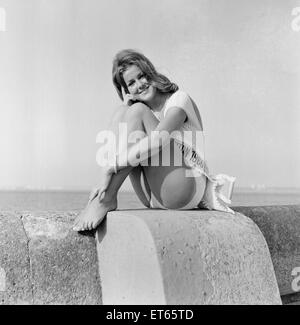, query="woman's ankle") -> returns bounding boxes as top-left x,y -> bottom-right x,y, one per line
98,192 -> 117,206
